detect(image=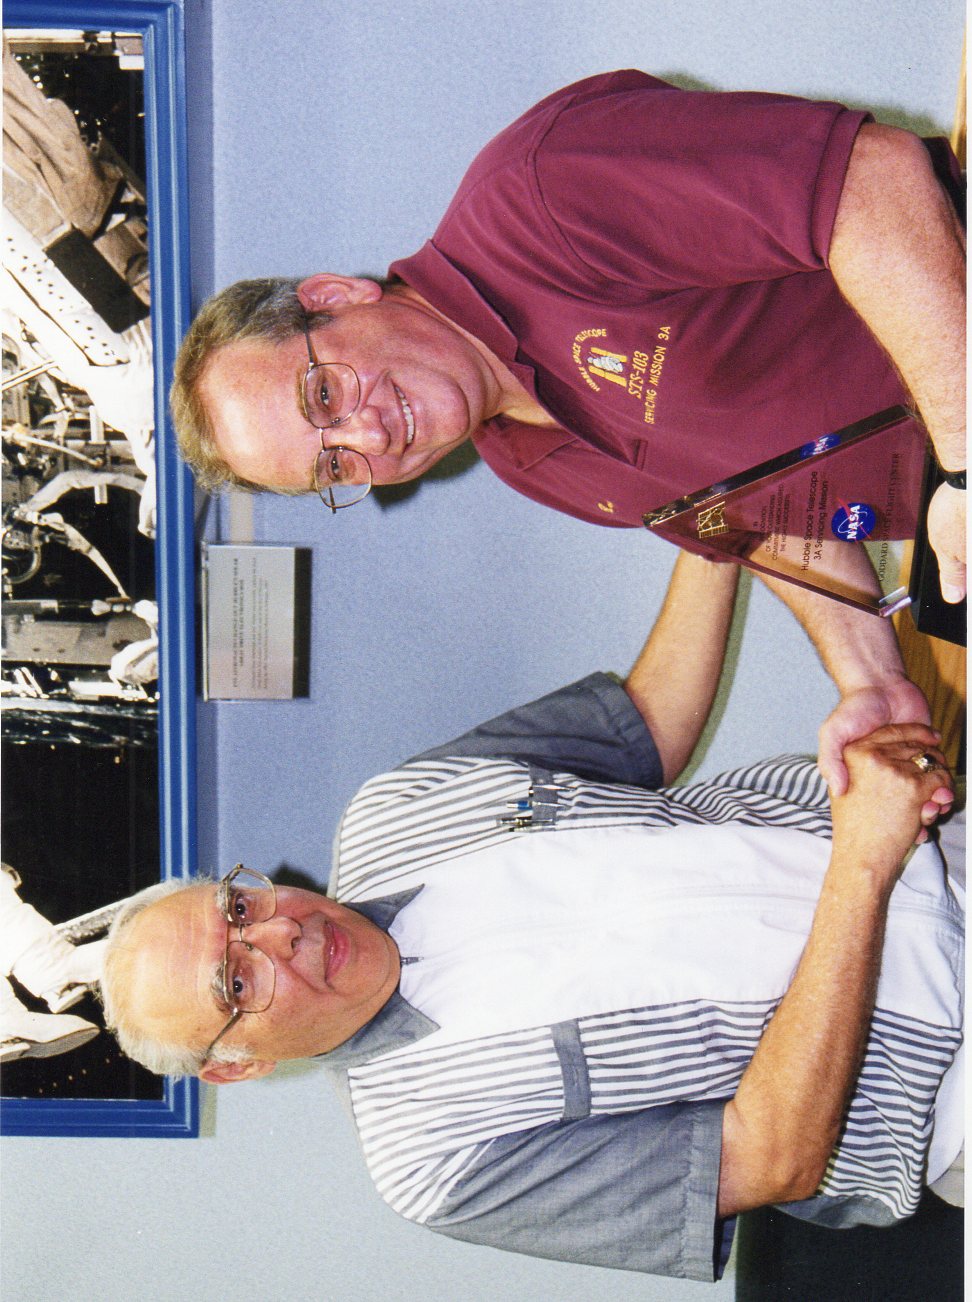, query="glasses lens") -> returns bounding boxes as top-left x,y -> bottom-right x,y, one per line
222,868 -> 275,926
314,446 -> 373,509
303,362 -> 360,428
223,941 -> 275,1014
